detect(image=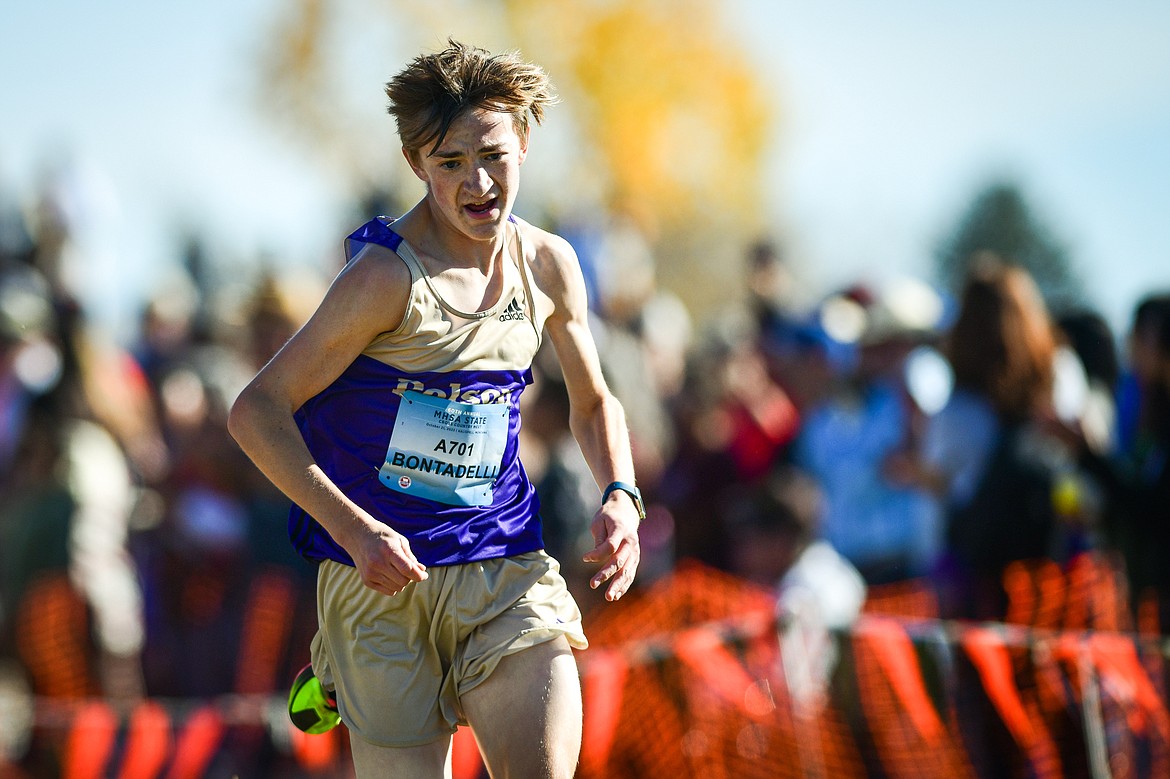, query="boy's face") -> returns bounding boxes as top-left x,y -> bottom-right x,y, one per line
406,108 -> 528,242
